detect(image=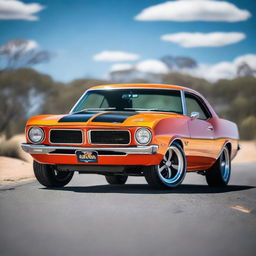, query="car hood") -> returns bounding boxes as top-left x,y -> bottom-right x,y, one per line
27,111 -> 183,129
